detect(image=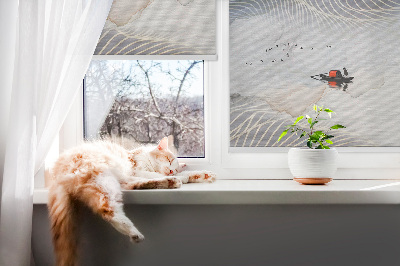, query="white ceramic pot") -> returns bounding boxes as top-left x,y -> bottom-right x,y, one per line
288,148 -> 338,184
